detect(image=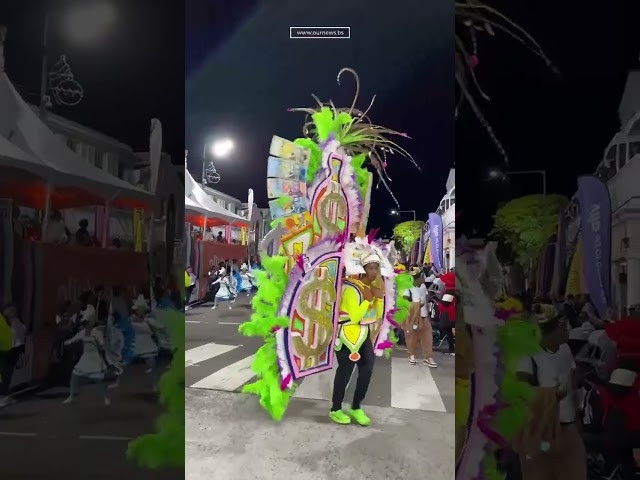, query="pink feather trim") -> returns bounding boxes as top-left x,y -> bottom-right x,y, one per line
280,373 -> 292,390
